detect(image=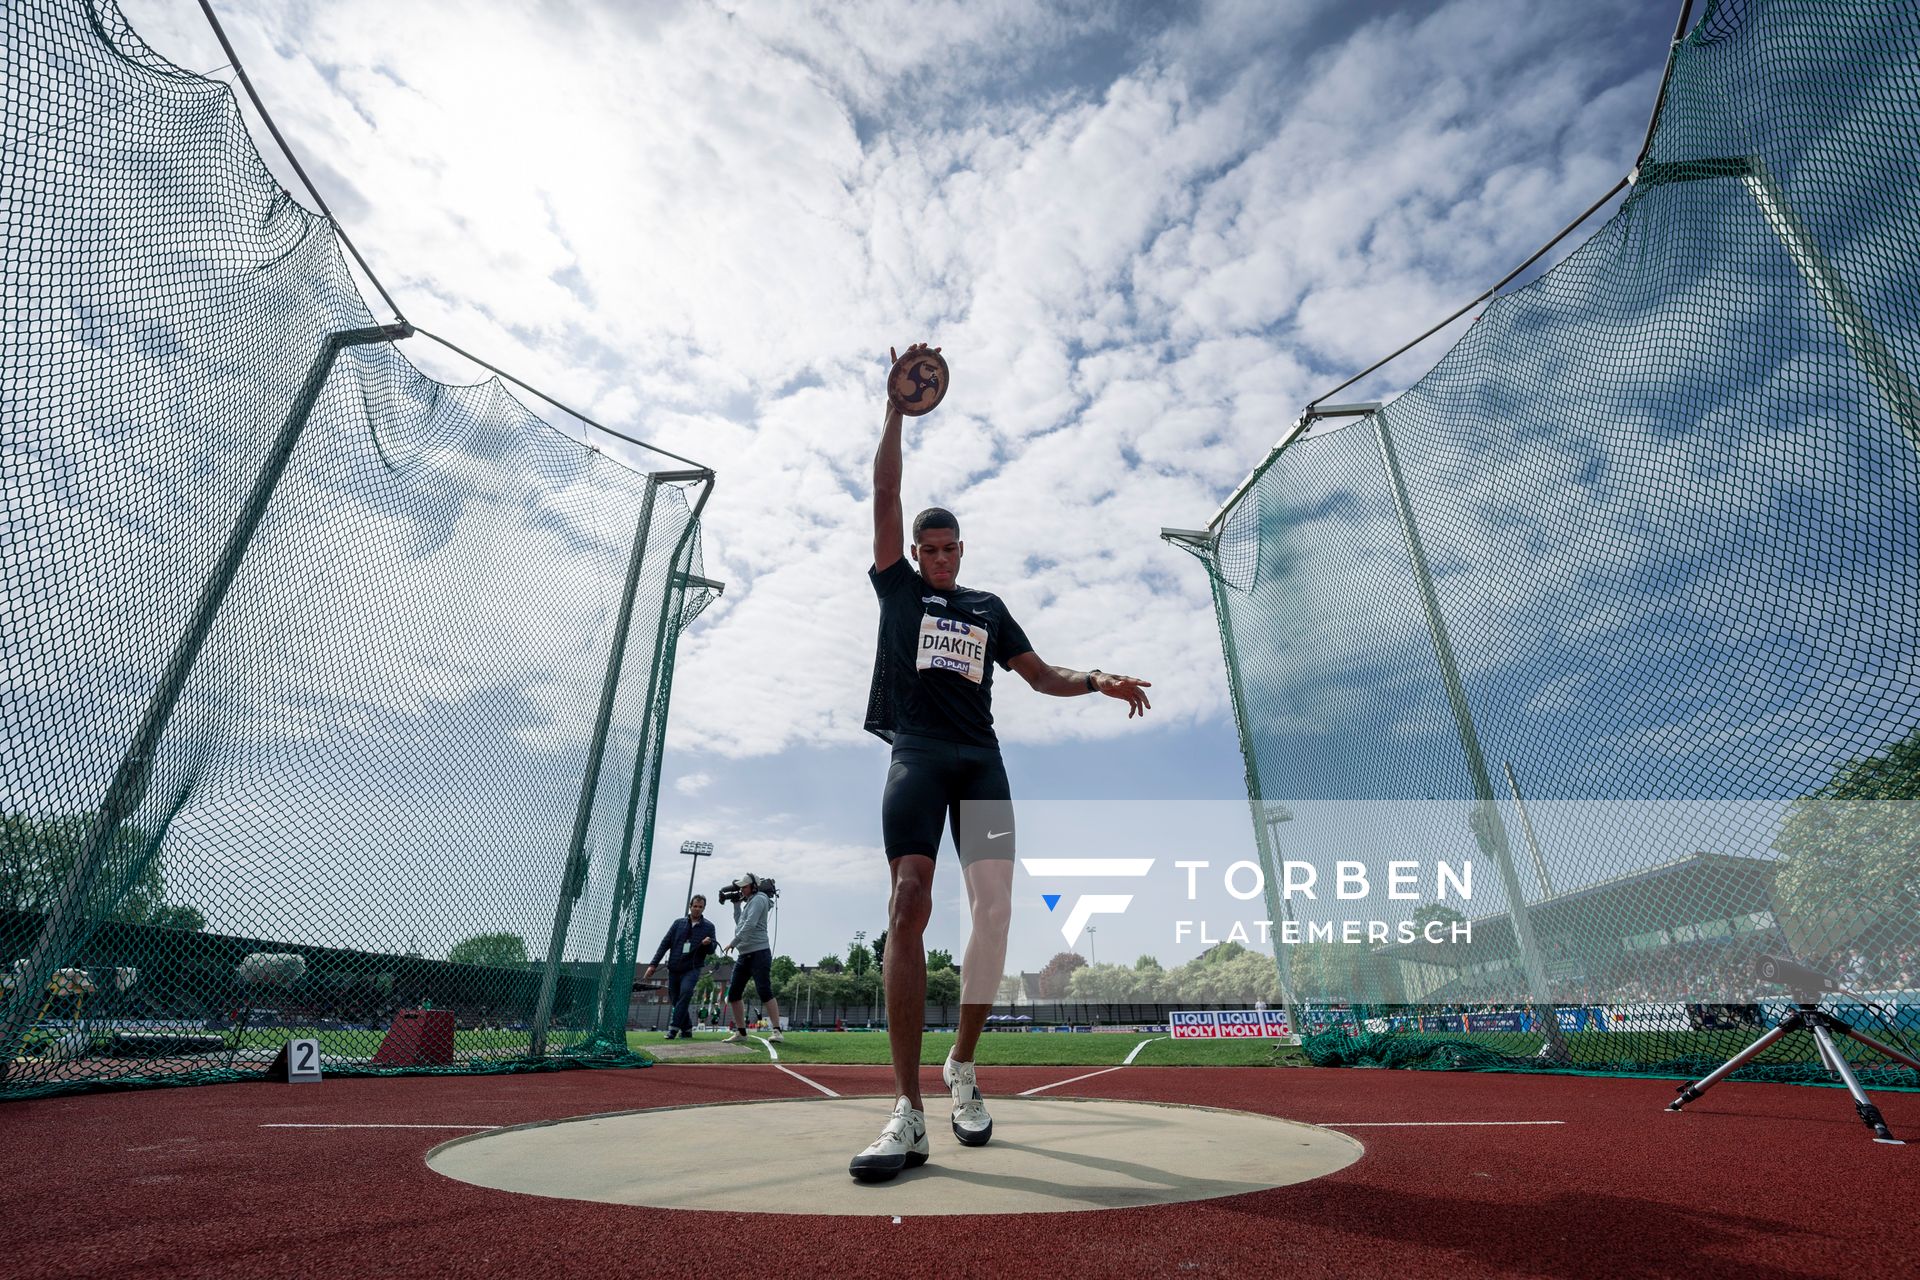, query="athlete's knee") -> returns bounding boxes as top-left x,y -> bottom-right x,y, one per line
969,895 -> 1011,936
889,879 -> 933,935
